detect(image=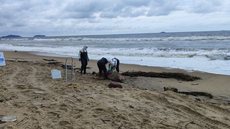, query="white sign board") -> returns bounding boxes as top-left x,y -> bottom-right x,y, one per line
51,69 -> 62,79
0,52 -> 6,66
